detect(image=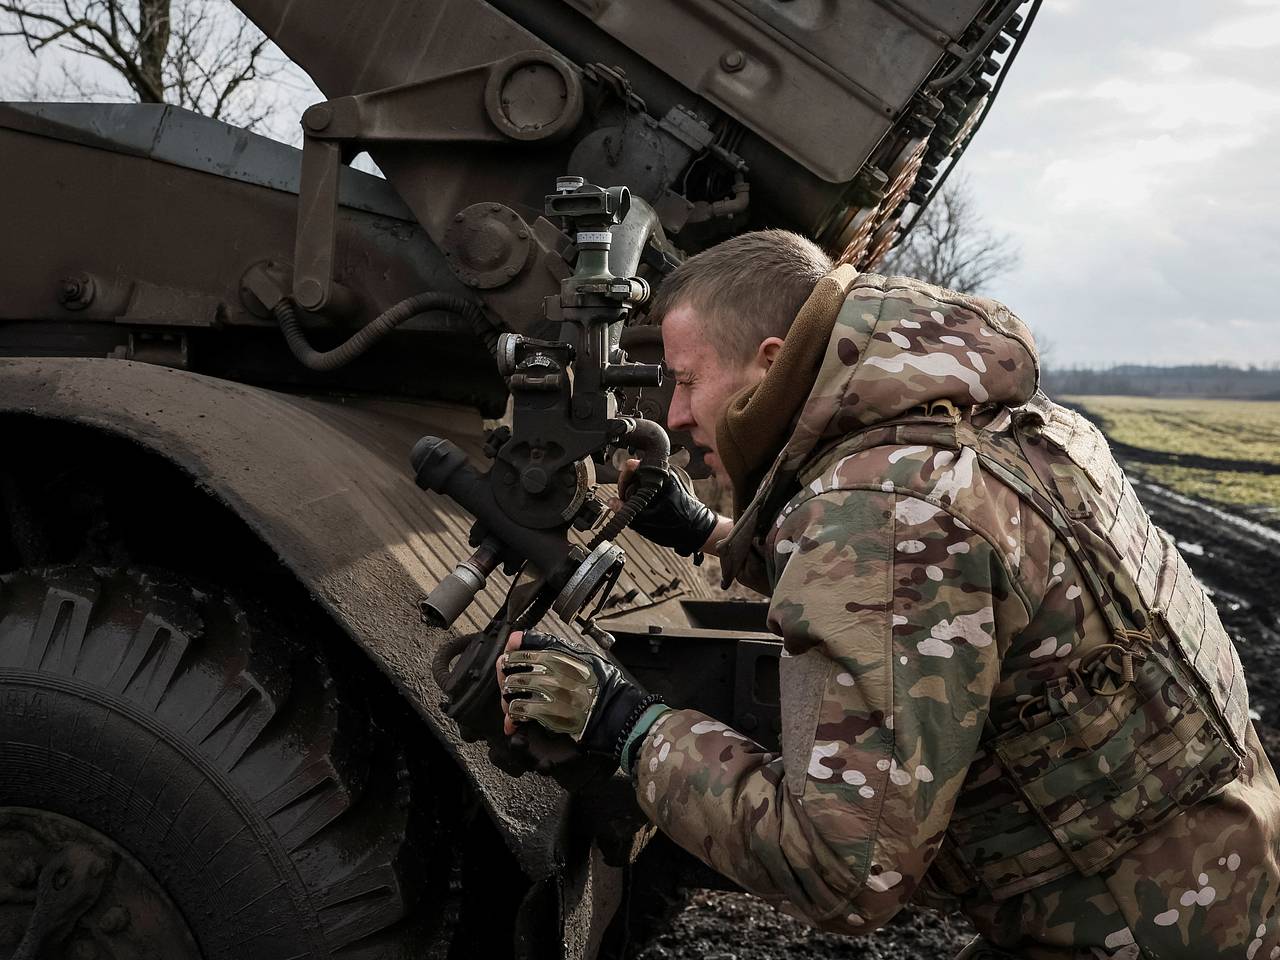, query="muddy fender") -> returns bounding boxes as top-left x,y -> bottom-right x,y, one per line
0,356 -> 577,875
